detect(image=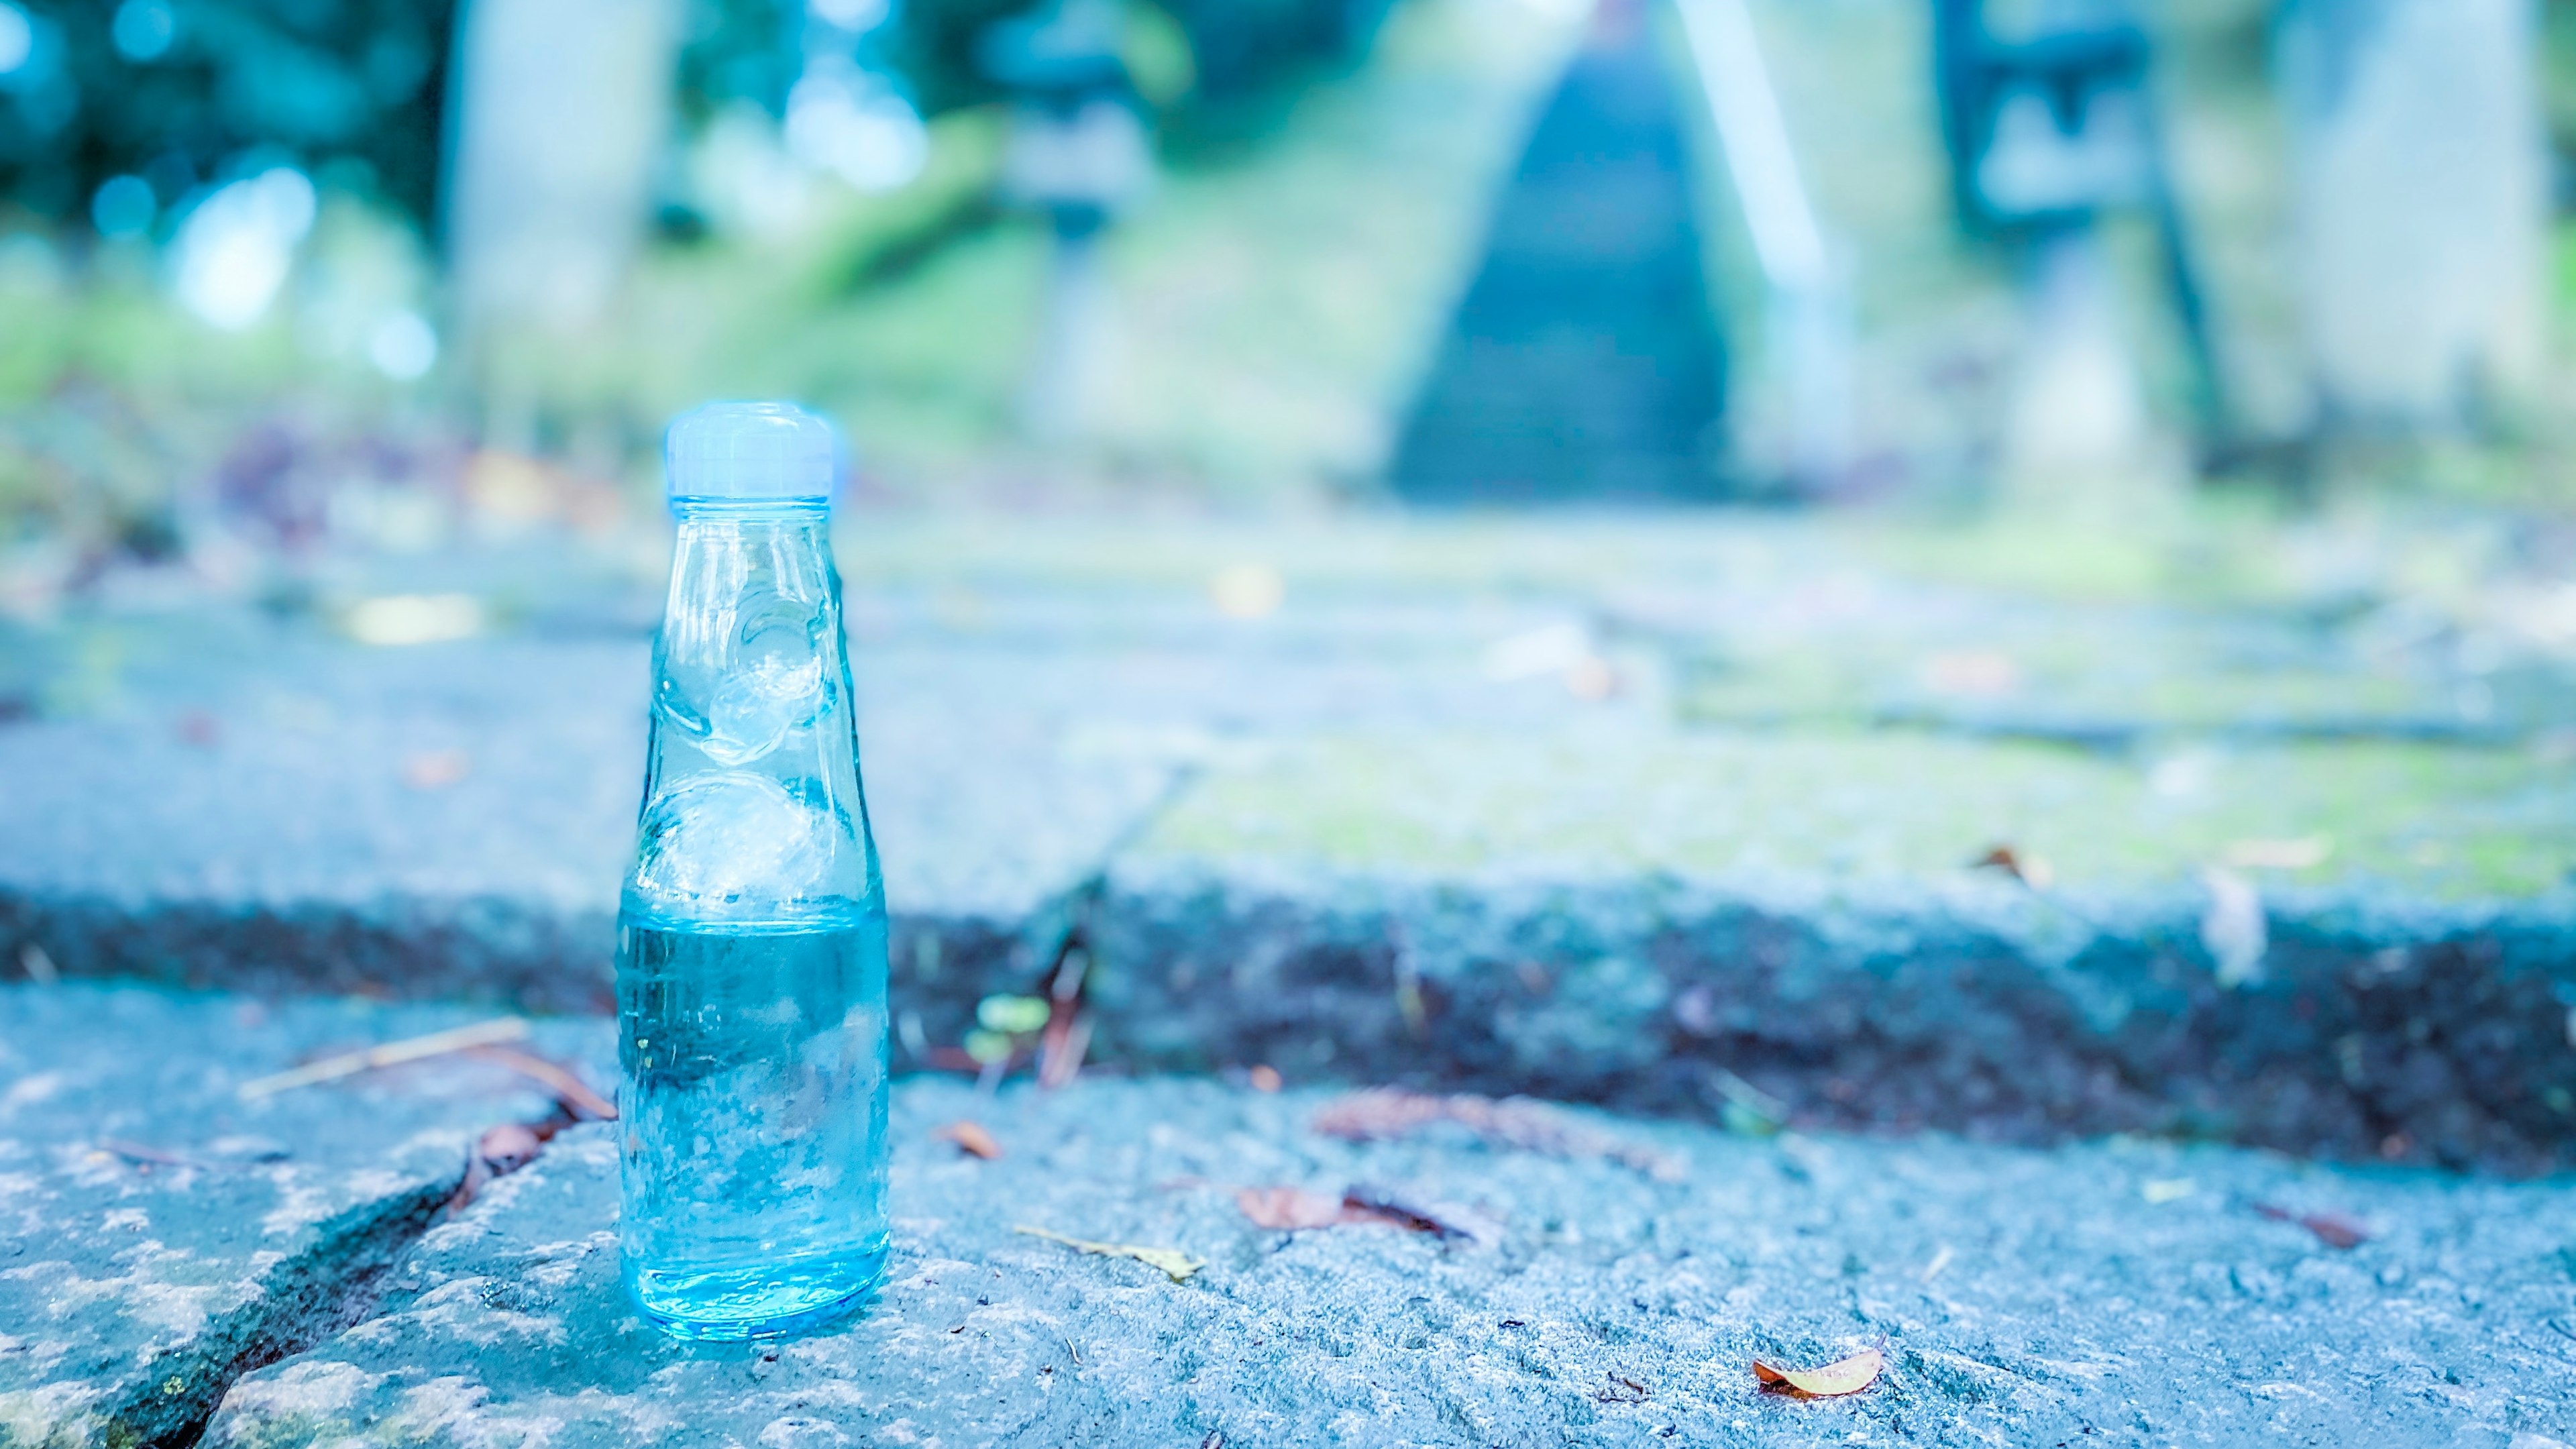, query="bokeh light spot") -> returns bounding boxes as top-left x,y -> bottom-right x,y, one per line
89,174 -> 156,239
169,166 -> 317,330
0,3 -> 34,75
367,310 -> 438,380
110,0 -> 174,62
